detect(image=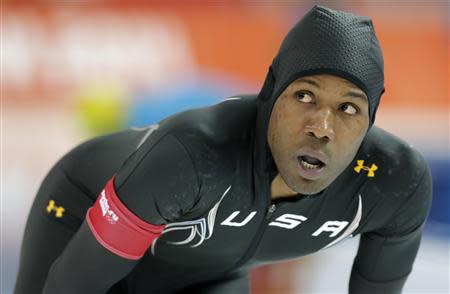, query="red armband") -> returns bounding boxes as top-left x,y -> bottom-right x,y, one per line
86,176 -> 165,260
